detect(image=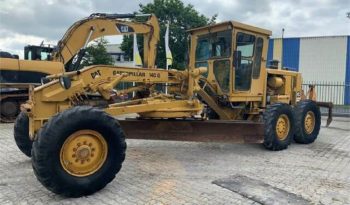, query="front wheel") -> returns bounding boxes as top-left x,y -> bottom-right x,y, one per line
31,106 -> 126,197
293,100 -> 321,144
263,103 -> 294,151
14,112 -> 32,157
